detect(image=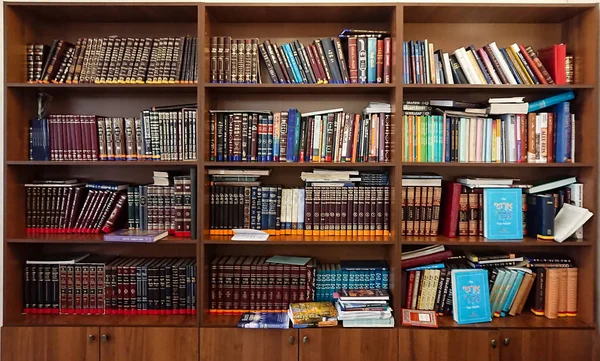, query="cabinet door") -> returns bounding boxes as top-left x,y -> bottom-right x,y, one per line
100,327 -> 197,361
200,328 -> 299,361
399,329 -> 500,361
1,326 -> 99,361
500,330 -> 595,361
299,329 -> 398,361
